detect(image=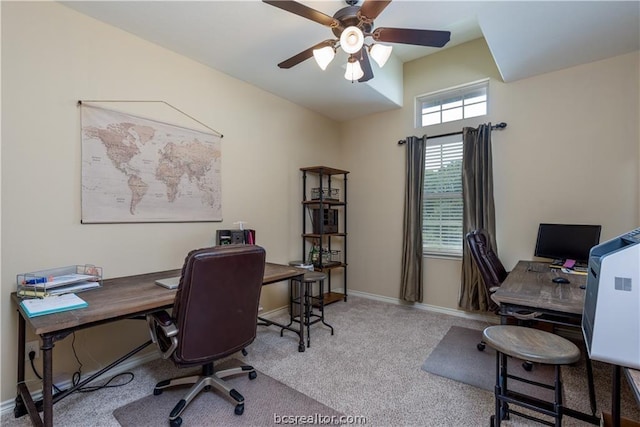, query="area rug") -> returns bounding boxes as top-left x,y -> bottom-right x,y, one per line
113,359 -> 343,426
421,326 -> 556,401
